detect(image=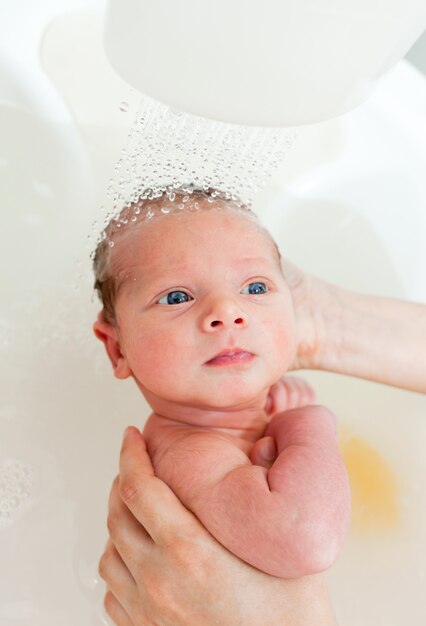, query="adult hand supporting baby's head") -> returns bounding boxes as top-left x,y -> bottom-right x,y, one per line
281,259 -> 337,372
99,427 -> 337,626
